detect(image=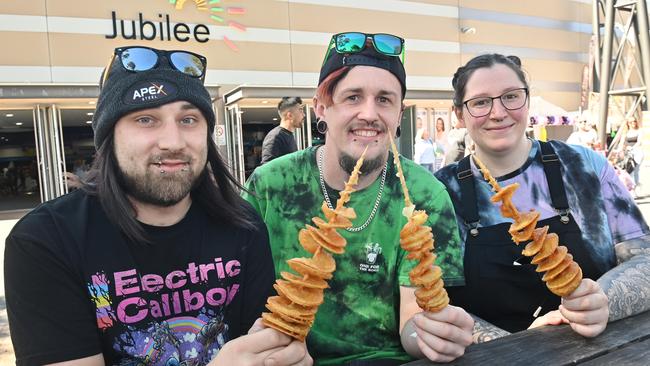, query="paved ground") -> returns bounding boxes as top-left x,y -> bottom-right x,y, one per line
1,164 -> 650,364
